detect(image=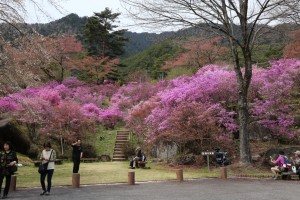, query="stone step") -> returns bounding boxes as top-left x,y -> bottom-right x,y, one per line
117,134 -> 129,137
112,130 -> 130,162
117,132 -> 129,134
114,155 -> 125,158
115,141 -> 128,144
116,136 -> 128,140
113,152 -> 125,155
115,142 -> 127,146
117,131 -> 130,134
116,135 -> 129,137
113,155 -> 126,158
115,139 -> 128,142
116,134 -> 129,137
